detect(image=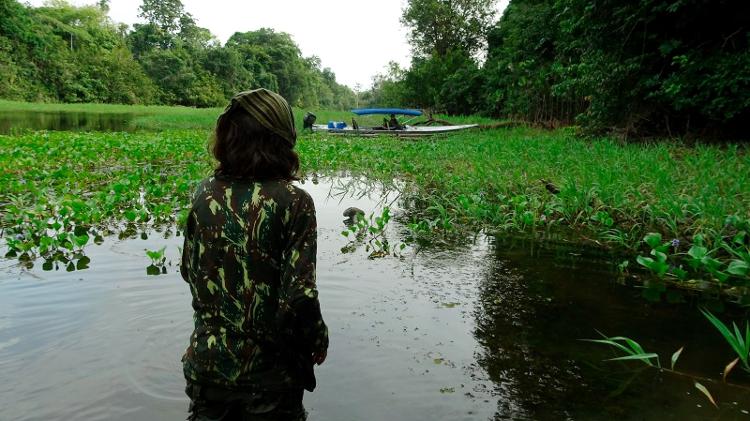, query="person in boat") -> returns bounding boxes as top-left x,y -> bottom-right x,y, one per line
387,113 -> 402,130
181,88 -> 328,421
